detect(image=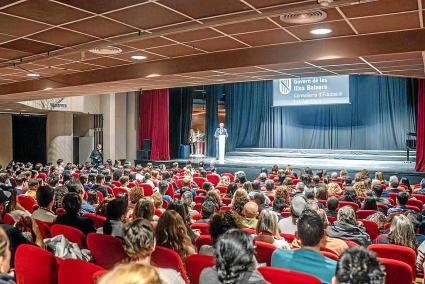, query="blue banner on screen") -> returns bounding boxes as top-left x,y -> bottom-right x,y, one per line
272,75 -> 350,106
